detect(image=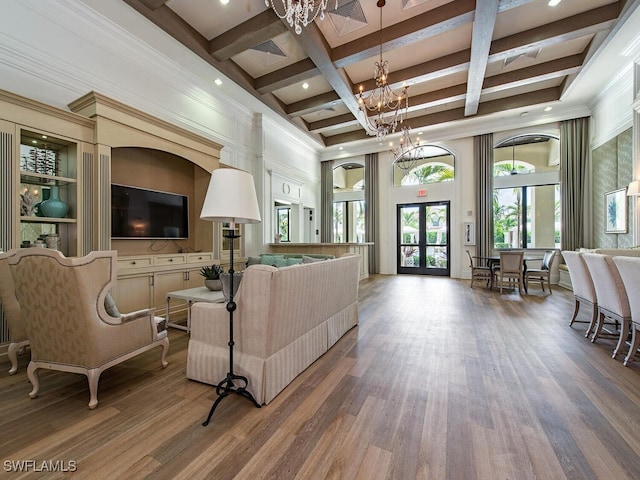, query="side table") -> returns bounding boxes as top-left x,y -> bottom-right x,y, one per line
166,287 -> 225,333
